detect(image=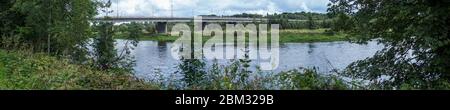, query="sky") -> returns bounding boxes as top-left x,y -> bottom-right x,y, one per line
102,0 -> 331,17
